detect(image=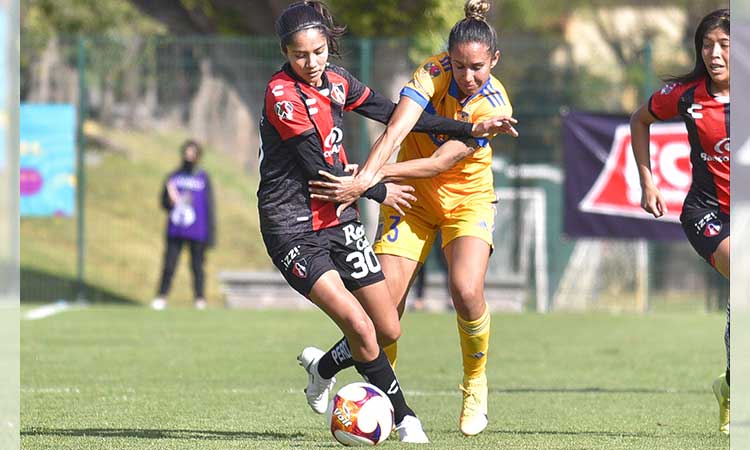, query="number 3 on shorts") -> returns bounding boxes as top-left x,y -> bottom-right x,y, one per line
386,215 -> 400,242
